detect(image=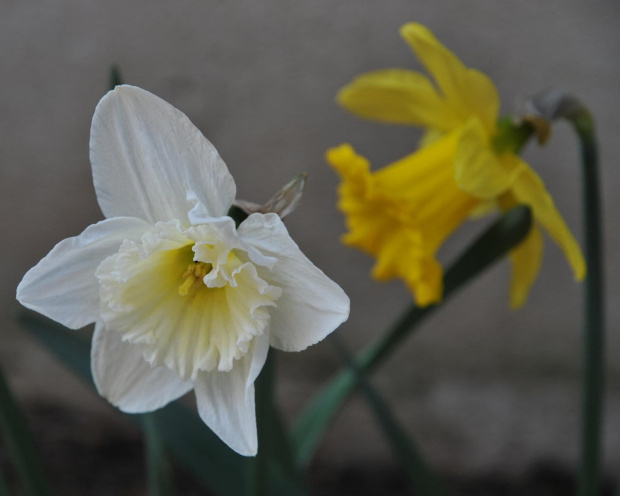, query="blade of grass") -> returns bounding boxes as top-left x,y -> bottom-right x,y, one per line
332,335 -> 448,495
292,205 -> 533,467
0,366 -> 52,496
144,412 -> 174,496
